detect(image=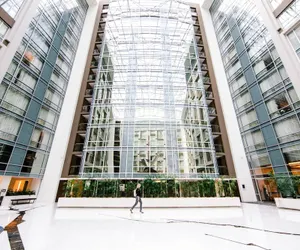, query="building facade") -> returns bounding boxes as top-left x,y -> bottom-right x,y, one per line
0,0 -> 89,197
57,0 -> 236,188
198,0 -> 300,201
